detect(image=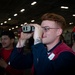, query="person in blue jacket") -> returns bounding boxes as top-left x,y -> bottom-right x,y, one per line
10,13 -> 75,75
